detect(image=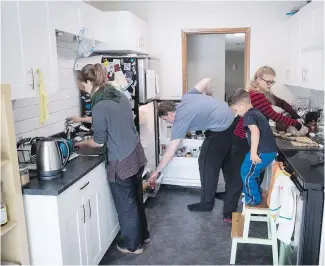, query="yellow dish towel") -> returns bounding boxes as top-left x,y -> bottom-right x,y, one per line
37,69 -> 49,124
